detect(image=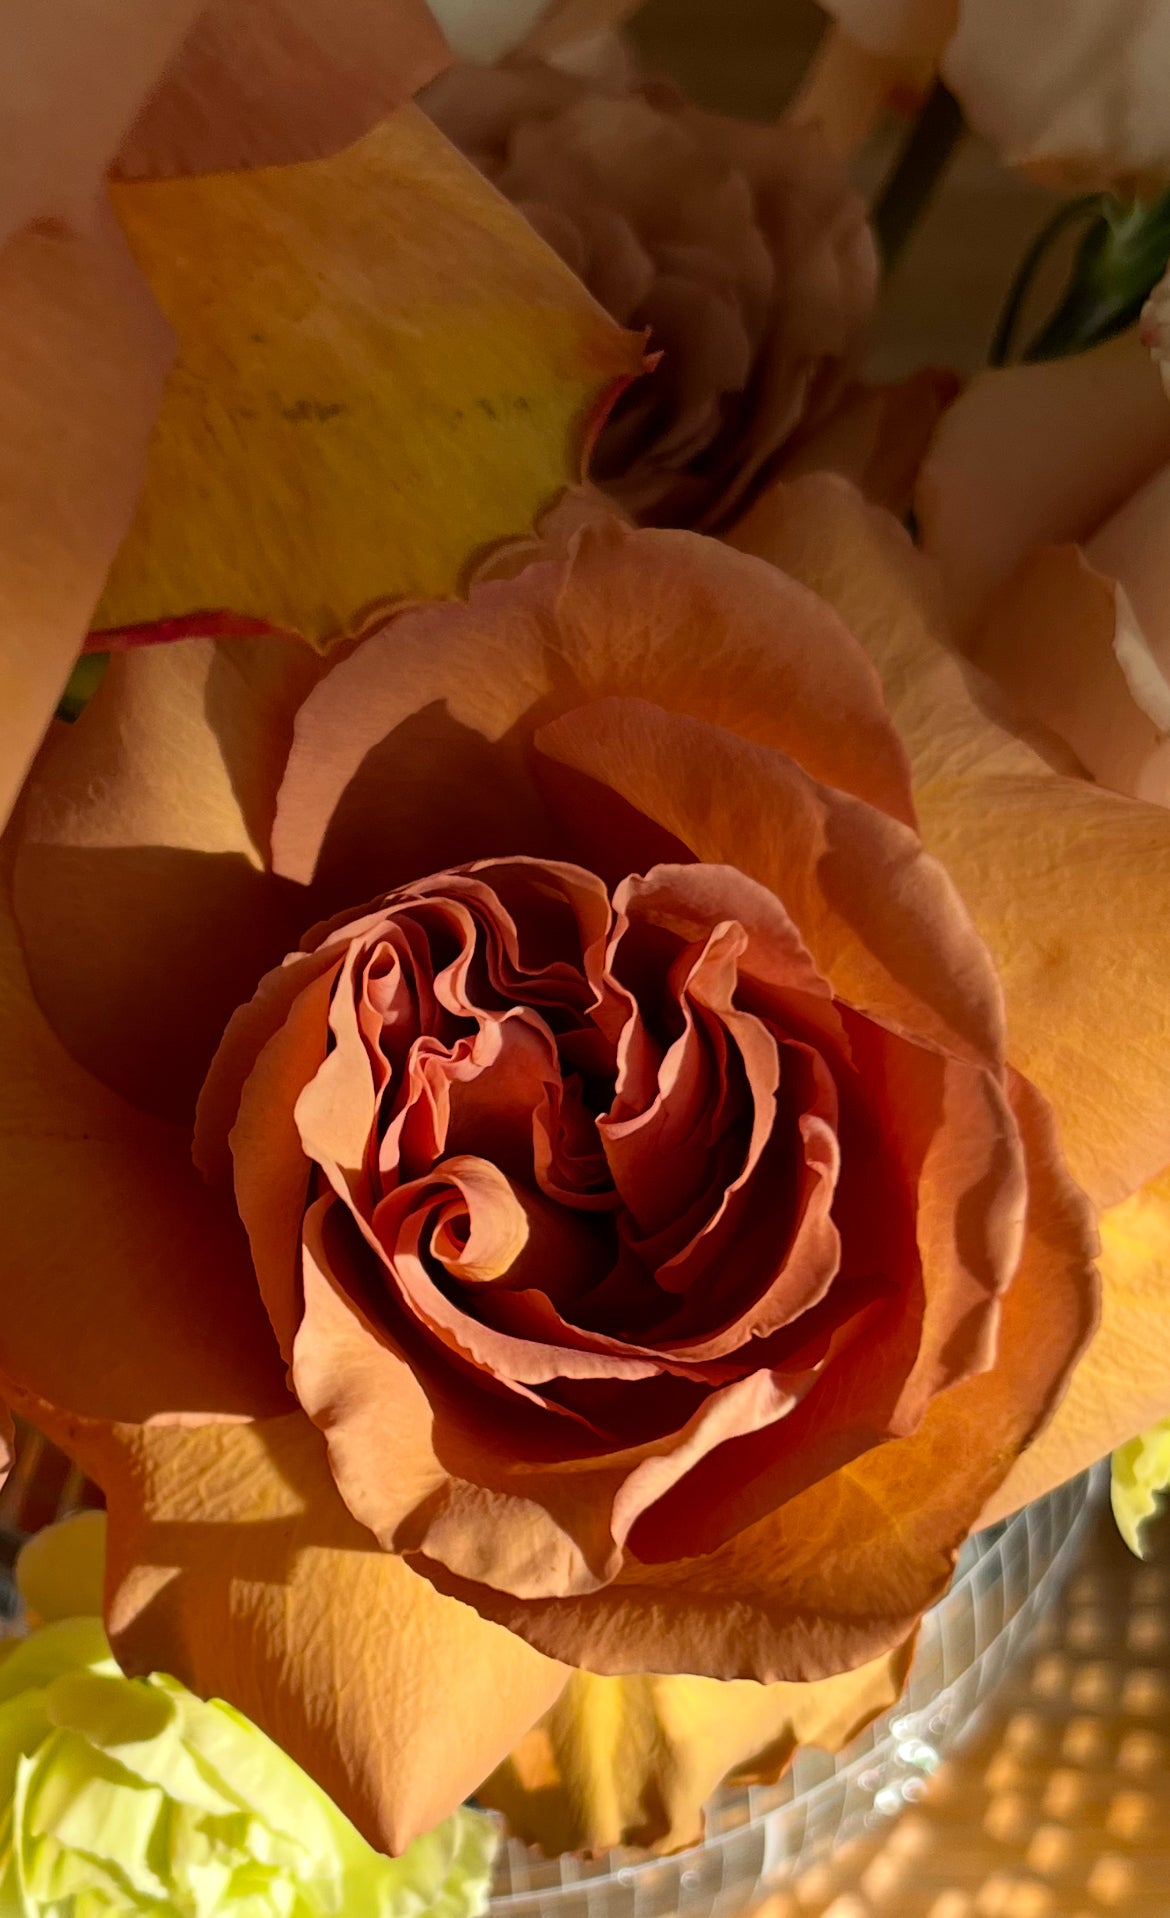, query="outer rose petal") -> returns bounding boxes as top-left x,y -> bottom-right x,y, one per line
917,332 -> 1170,638
93,107 -> 645,647
270,518 -> 913,900
15,636 -> 317,1118
729,471 -> 1170,1212
0,210 -> 173,832
58,1411 -> 567,1855
986,1168 -> 1170,1519
0,874 -> 288,1424
480,1651 -> 911,1854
